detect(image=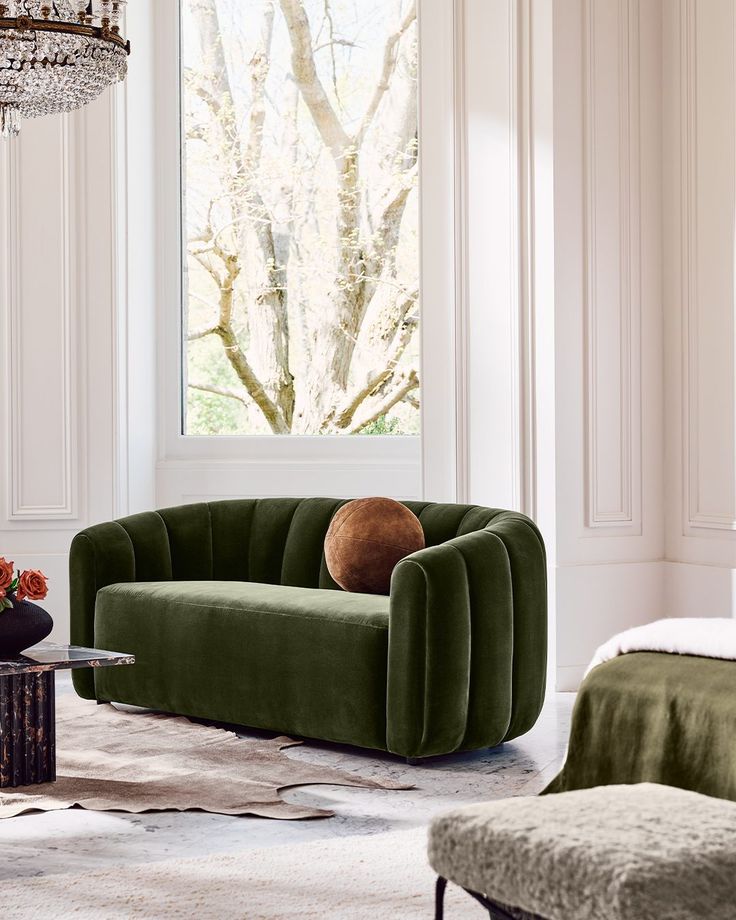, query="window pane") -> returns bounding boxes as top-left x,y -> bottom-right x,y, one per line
181,0 -> 420,435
